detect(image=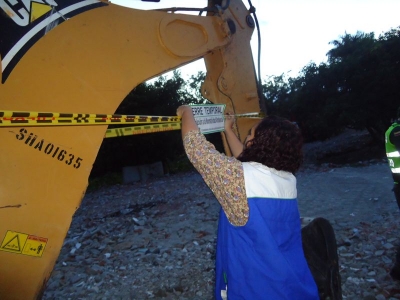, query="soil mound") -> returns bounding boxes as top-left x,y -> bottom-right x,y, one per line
303,129 -> 386,166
